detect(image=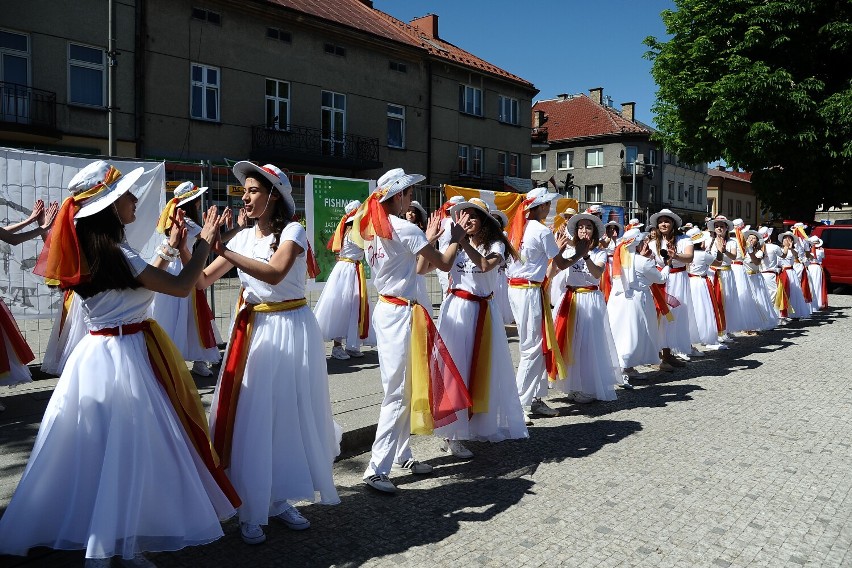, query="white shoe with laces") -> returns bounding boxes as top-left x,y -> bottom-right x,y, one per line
191,360 -> 213,377
345,347 -> 365,358
393,458 -> 433,474
529,398 -> 558,417
440,438 -> 474,459
364,473 -> 397,493
331,345 -> 350,360
240,522 -> 266,545
276,504 -> 310,530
